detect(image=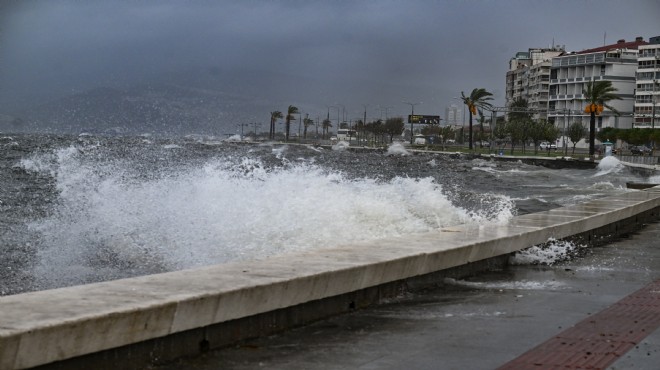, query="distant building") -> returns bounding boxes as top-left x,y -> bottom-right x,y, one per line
505,46 -> 565,120
633,36 -> 660,128
547,37 -> 648,135
444,104 -> 462,126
